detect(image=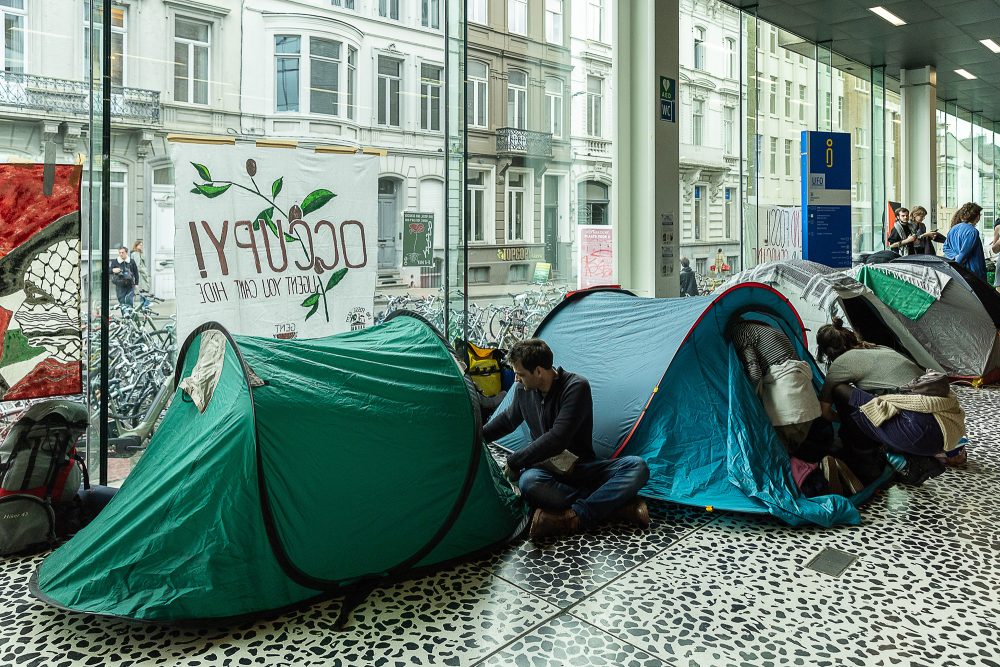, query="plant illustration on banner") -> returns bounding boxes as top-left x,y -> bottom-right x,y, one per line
188,159 -> 348,323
